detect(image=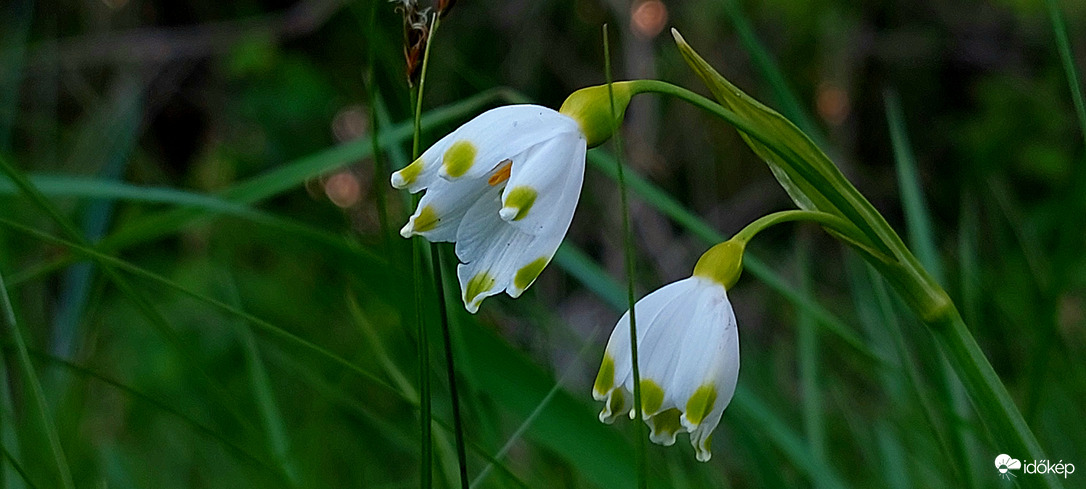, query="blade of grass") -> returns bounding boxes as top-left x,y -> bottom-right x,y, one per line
52,81 -> 142,360
0,338 -> 18,489
12,345 -> 283,478
0,155 -> 269,446
886,92 -> 976,488
227,275 -> 301,488
1045,0 -> 1086,145
88,89 -> 506,251
0,216 -> 414,406
0,271 -> 75,489
0,446 -> 38,489
604,24 -> 648,489
718,0 -> 827,148
885,91 -> 942,283
873,421 -> 911,489
795,235 -> 826,482
365,0 -> 393,248
469,320 -> 603,489
346,295 -> 417,399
